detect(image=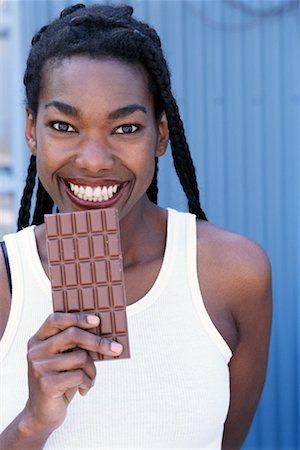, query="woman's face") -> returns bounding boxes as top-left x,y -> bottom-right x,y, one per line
26,56 -> 168,220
